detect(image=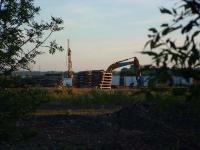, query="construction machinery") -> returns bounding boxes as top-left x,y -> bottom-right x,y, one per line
63,39 -> 73,87
99,57 -> 144,89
